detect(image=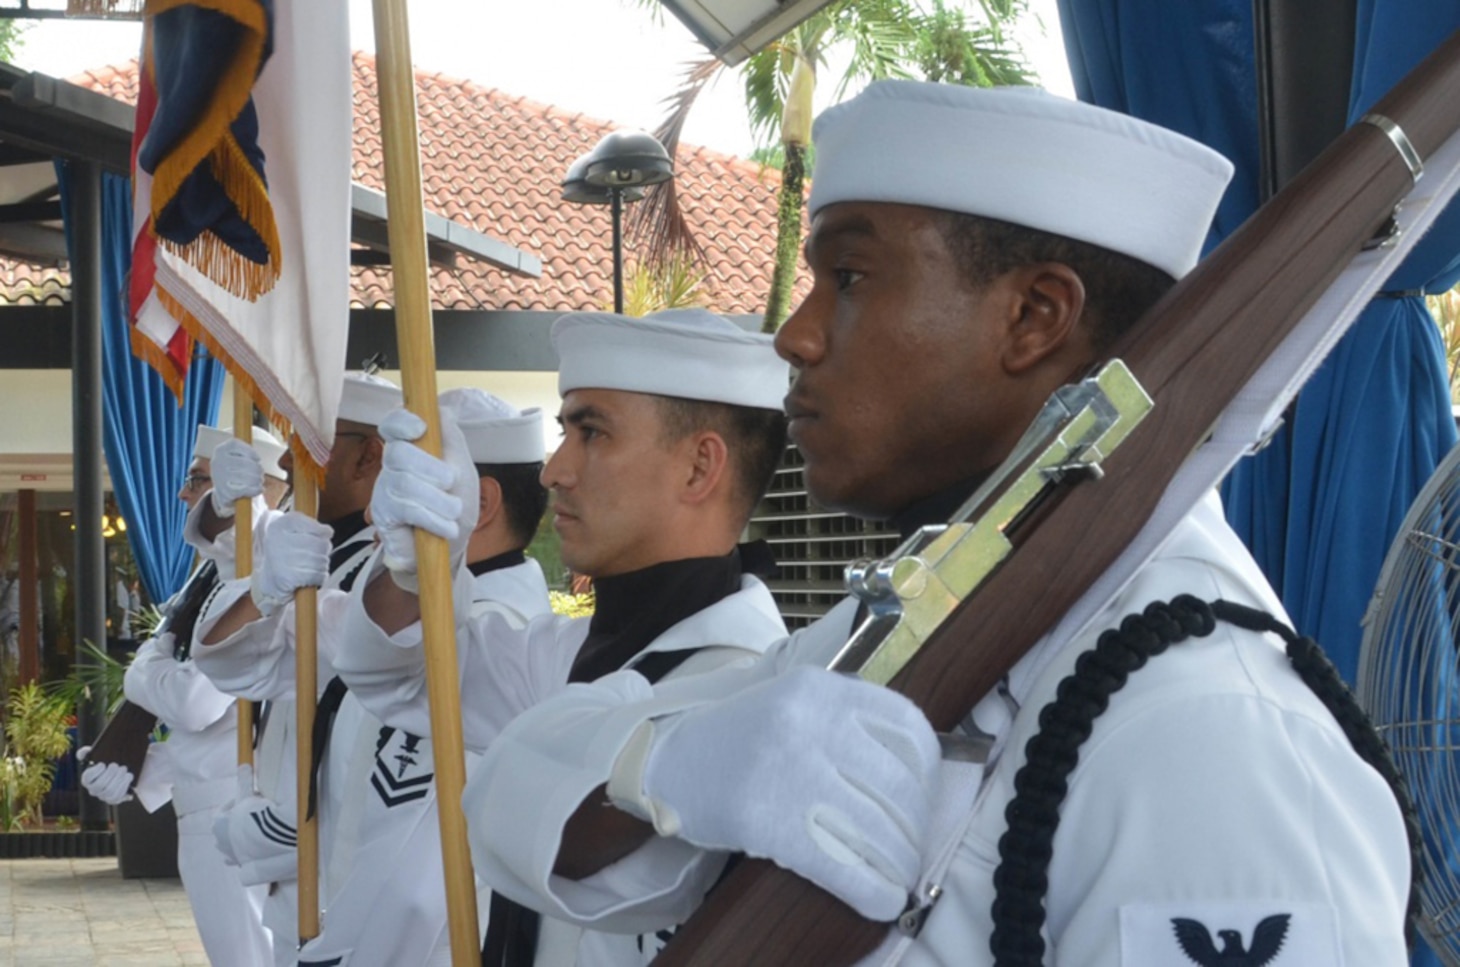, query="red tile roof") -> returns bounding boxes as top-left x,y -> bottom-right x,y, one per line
12,53 -> 806,317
